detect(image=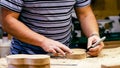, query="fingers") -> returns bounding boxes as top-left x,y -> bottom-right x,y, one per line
47,48 -> 57,54
59,45 -> 72,54
53,41 -> 72,54
87,39 -> 93,48
87,51 -> 98,57
46,44 -> 72,56
54,44 -> 72,55
89,45 -> 100,52
54,47 -> 66,56
47,47 -> 70,56
87,49 -> 99,57
87,37 -> 97,48
87,42 -> 104,56
87,35 -> 105,56
42,38 -> 72,56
